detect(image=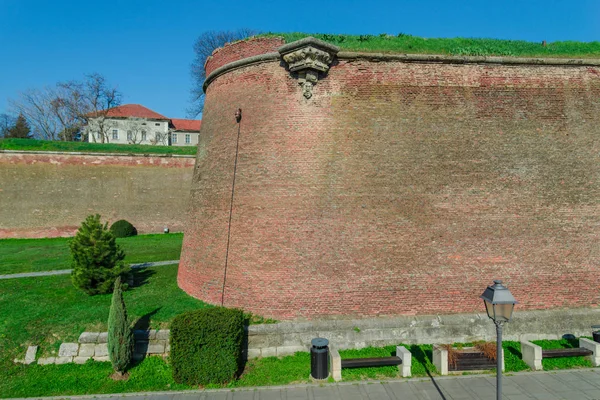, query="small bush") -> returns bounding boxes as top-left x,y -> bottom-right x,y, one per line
109,220 -> 137,238
170,307 -> 245,385
70,214 -> 129,295
108,276 -> 133,375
